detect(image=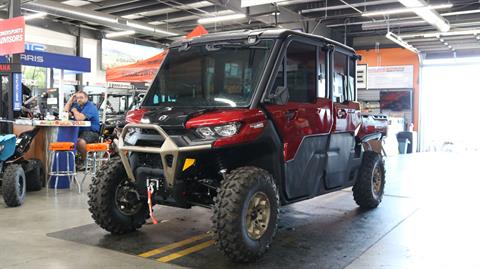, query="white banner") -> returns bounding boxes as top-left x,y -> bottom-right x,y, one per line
367,65 -> 414,89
